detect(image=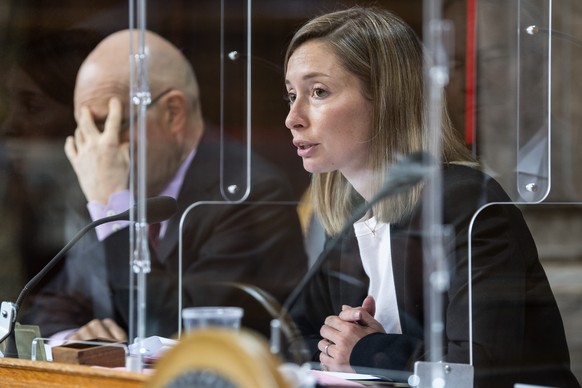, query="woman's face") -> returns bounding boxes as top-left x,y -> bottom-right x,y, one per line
285,39 -> 374,179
